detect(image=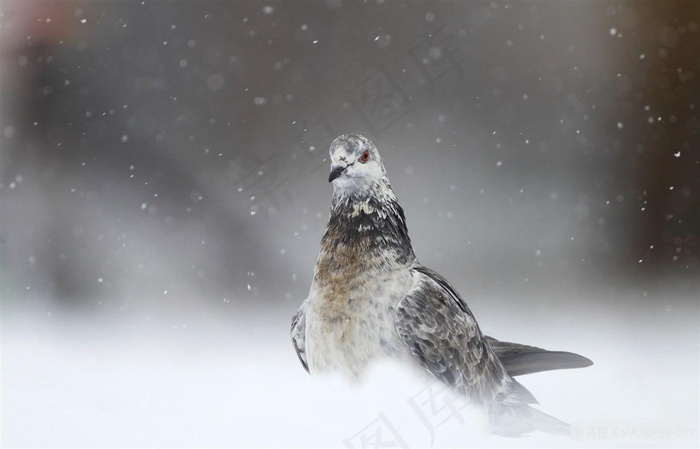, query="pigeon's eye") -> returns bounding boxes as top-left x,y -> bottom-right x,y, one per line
359,150 -> 370,163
